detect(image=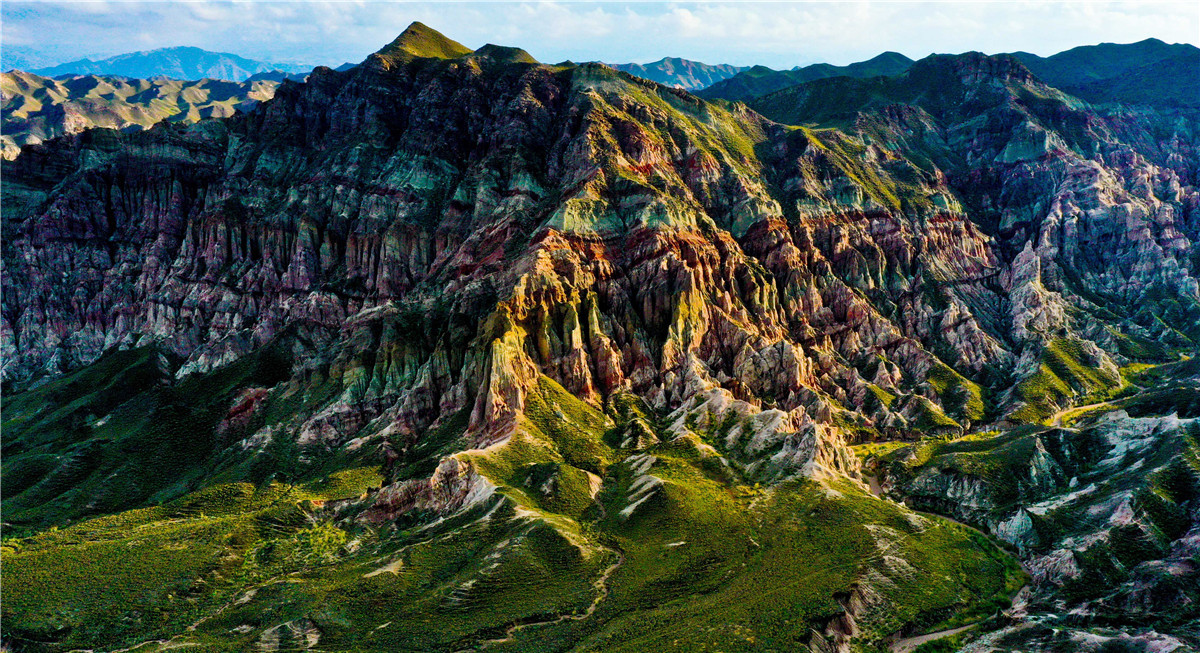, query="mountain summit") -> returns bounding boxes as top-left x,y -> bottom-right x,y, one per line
371,21 -> 473,68
608,57 -> 747,90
